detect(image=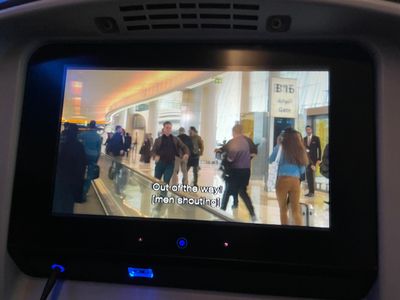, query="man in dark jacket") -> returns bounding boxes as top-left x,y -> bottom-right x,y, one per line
109,125 -> 125,157
151,121 -> 189,215
303,125 -> 322,197
188,126 -> 204,186
78,120 -> 102,201
124,132 -> 132,157
151,122 -> 189,185
171,127 -> 193,185
53,124 -> 87,214
108,125 -> 126,195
